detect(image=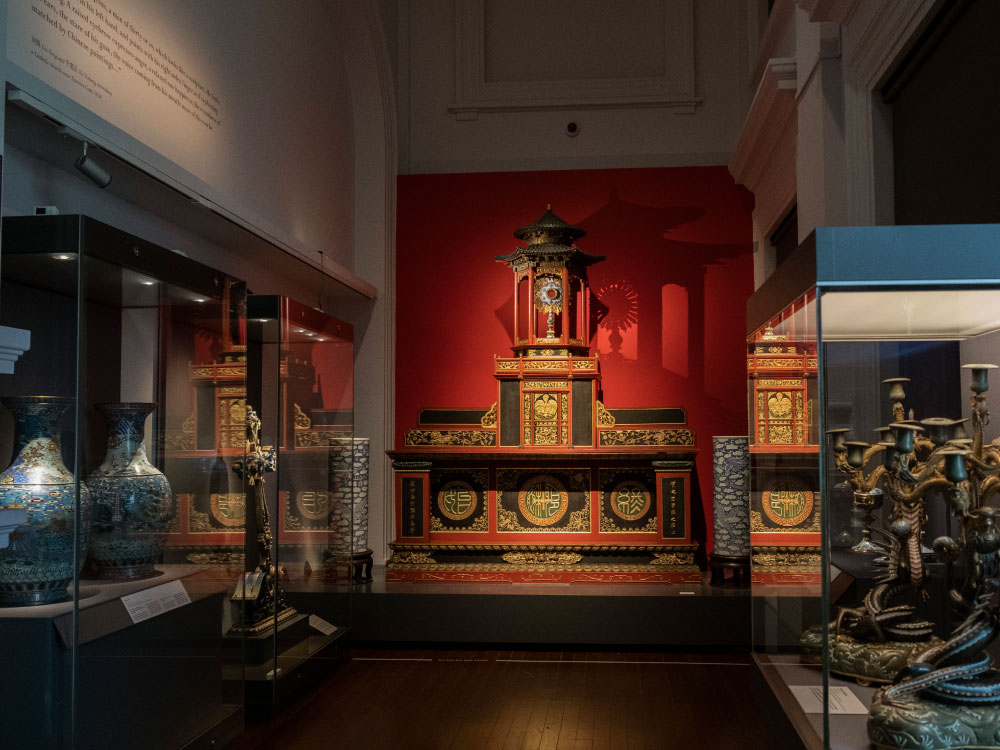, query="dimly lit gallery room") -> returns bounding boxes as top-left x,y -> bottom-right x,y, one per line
1,1 -> 999,748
